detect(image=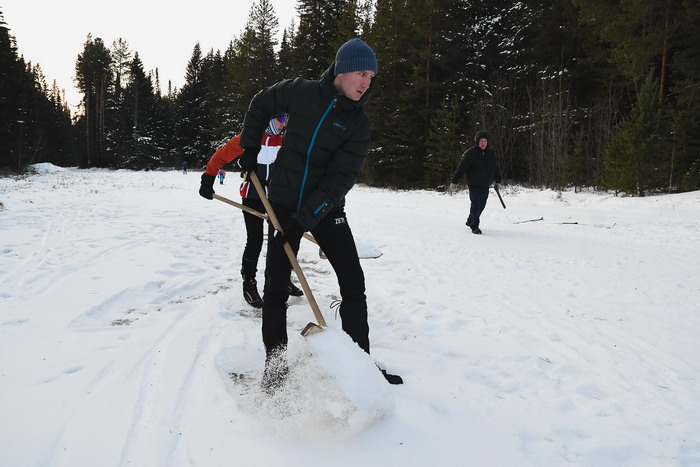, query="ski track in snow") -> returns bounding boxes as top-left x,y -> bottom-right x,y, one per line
1,165 -> 699,466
